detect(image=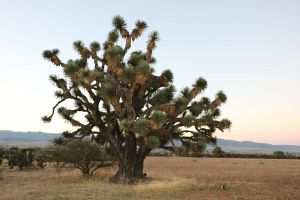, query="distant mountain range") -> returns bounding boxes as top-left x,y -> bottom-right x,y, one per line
0,130 -> 300,153
214,139 -> 300,154
0,130 -> 58,147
